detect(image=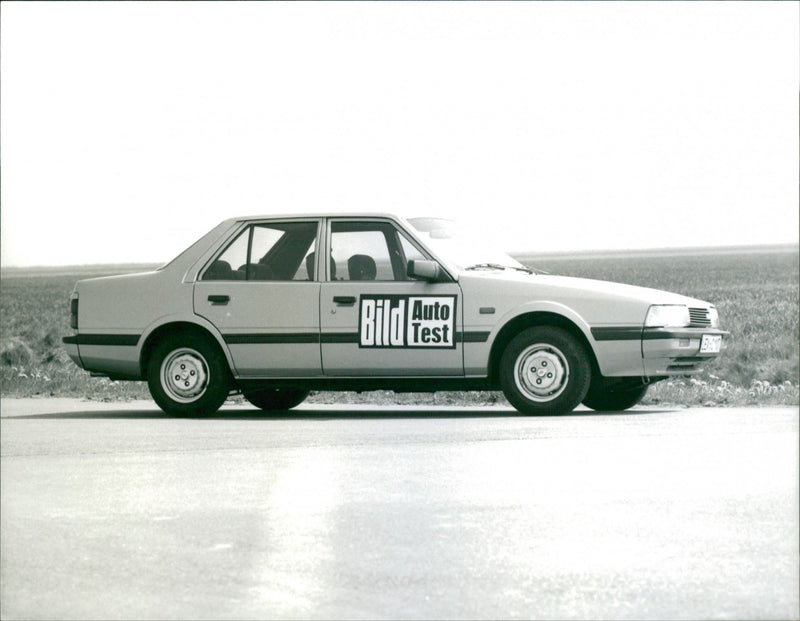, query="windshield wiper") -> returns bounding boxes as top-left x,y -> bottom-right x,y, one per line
464,263 -> 536,274
464,263 -> 508,271
508,264 -> 539,274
